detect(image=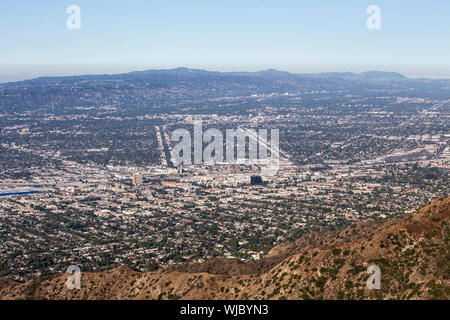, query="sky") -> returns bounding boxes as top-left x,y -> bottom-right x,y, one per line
1,0 -> 450,82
